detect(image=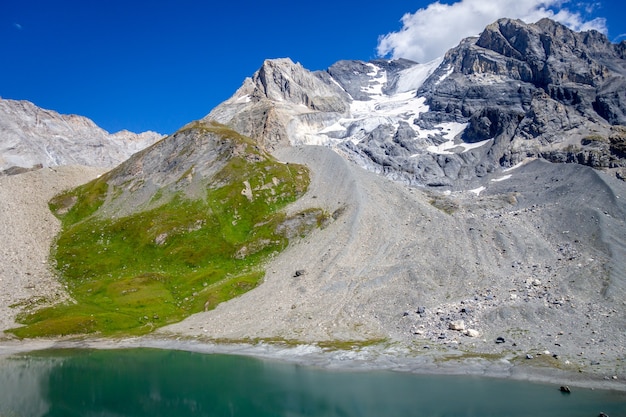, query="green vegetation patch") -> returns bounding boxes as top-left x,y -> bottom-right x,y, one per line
316,338 -> 388,351
609,126 -> 626,158
10,123 -> 323,338
434,351 -> 506,363
194,337 -> 389,351
429,196 -> 459,215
